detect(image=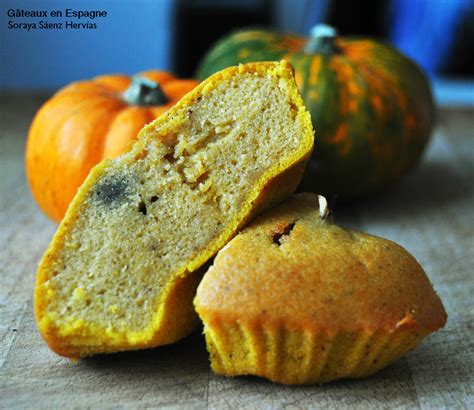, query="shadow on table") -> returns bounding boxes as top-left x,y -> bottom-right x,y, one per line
82,330 -> 209,376
336,160 -> 469,220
